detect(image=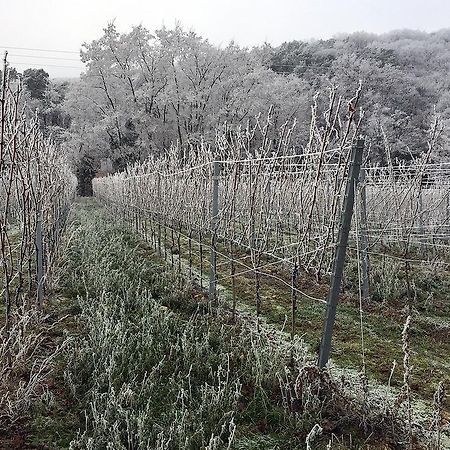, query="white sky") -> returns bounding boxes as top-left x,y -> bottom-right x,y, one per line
1,0 -> 449,78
